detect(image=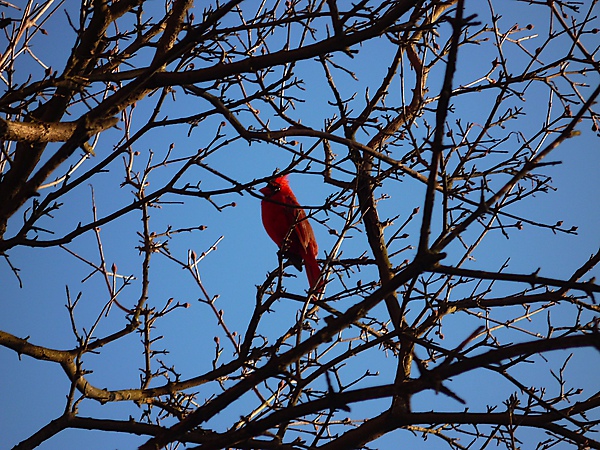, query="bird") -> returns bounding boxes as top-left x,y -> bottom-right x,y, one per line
260,175 -> 322,292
